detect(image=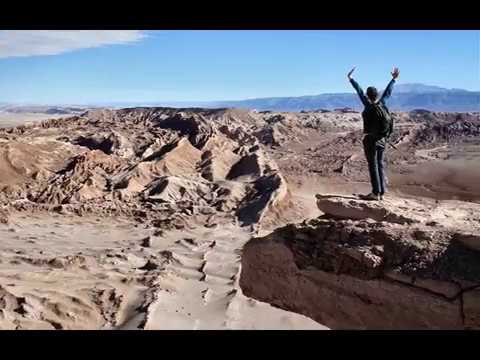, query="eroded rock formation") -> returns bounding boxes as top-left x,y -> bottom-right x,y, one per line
240,195 -> 480,329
